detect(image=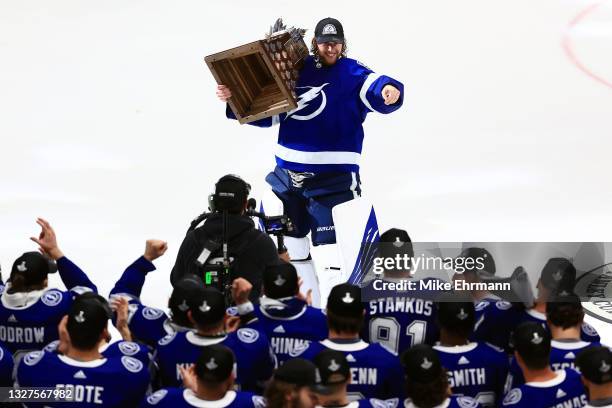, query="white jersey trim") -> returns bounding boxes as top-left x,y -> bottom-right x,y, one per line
183,389 -> 237,407
359,73 -> 382,112
186,331 -> 227,346
57,354 -> 107,368
551,339 -> 590,350
525,369 -> 566,387
433,342 -> 478,354
275,144 -> 361,166
321,339 -> 369,352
